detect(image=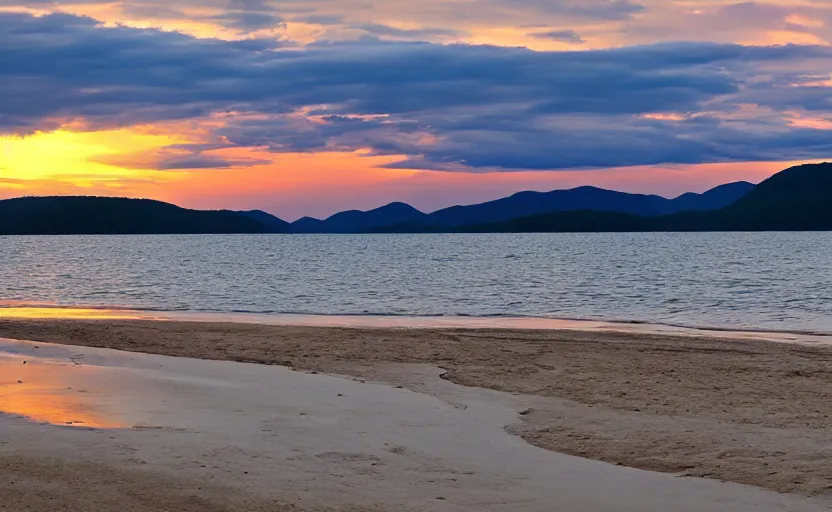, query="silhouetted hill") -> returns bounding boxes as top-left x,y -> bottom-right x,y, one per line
425,182 -> 753,228
0,197 -> 265,235
422,187 -> 667,229
2,164 -> 822,235
712,163 -> 832,230
237,210 -> 290,233
294,182 -> 753,233
461,163 -> 832,233
291,216 -> 326,233
650,163 -> 832,231
669,182 -> 755,212
290,202 -> 425,233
